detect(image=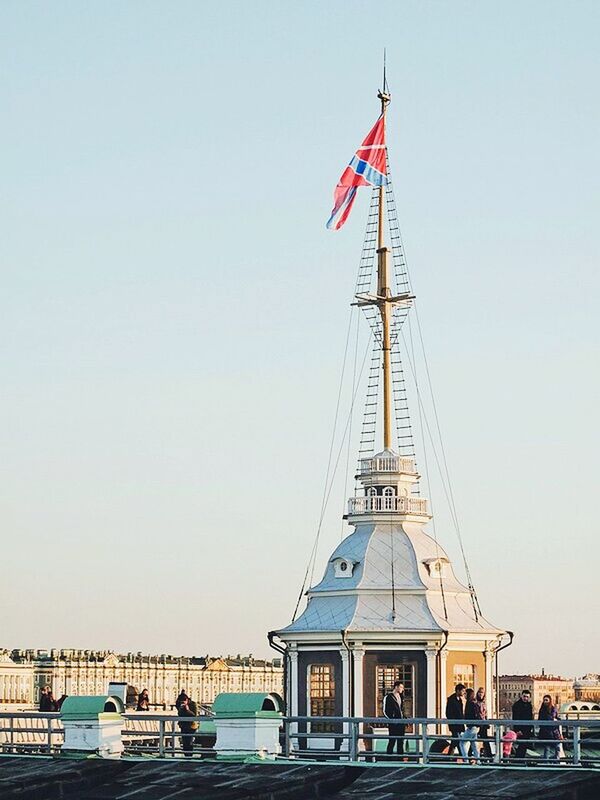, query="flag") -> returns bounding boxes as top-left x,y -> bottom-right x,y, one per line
326,115 -> 387,231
